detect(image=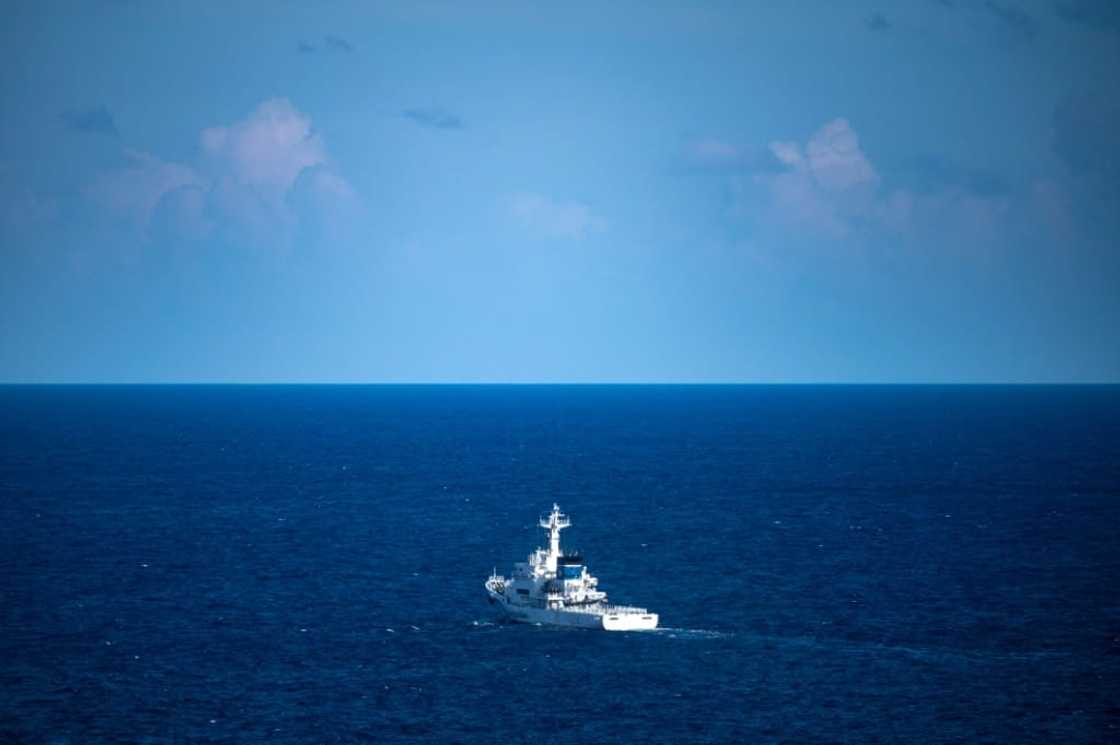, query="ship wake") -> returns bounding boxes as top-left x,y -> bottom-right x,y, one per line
653,627 -> 734,640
